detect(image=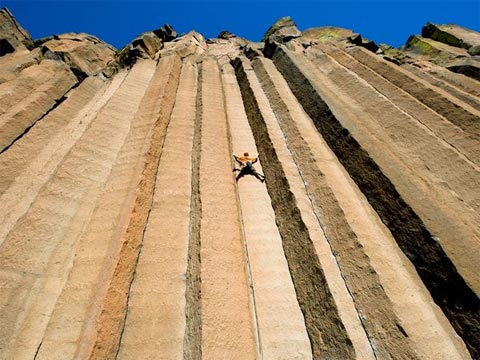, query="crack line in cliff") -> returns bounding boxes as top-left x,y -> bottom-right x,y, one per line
272,106 -> 379,360
183,60 -> 202,360
113,120 -> 171,359
32,340 -> 43,360
113,187 -> 149,359
316,47 -> 479,169
221,62 -> 263,360
264,89 -> 377,358
84,58 -> 181,360
347,47 -> 480,137
270,46 -> 480,359
114,61 -> 182,359
300,169 -> 378,359
282,121 -> 378,359
0,79 -> 82,155
233,58 -> 355,359
250,57 -> 424,358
